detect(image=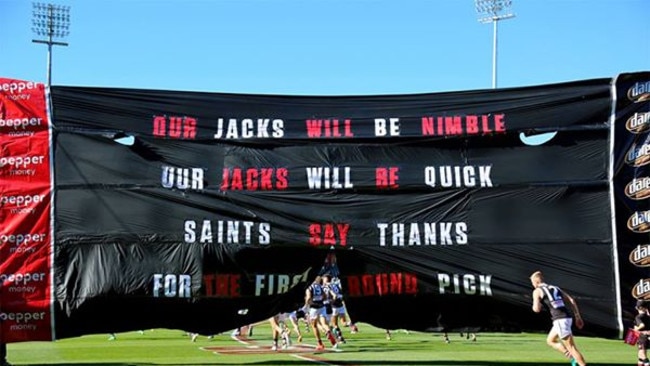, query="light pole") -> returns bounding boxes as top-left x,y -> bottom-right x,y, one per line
31,2 -> 70,87
475,0 -> 514,89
